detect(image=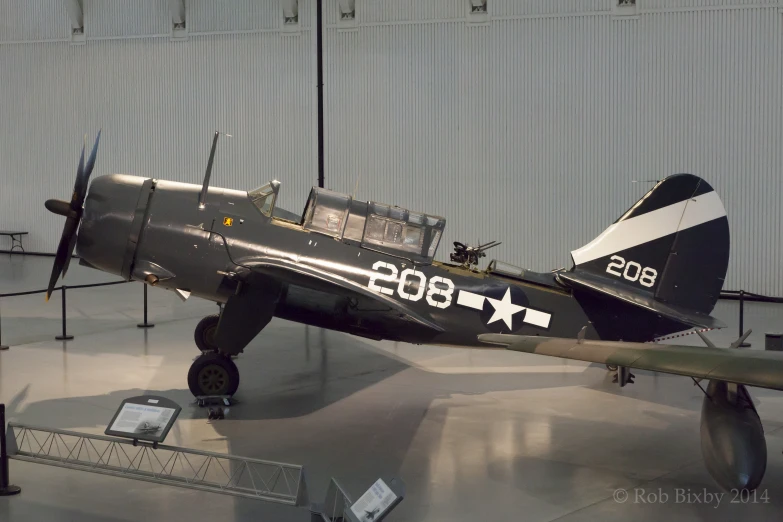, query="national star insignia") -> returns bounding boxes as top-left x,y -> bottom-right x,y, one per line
486,288 -> 526,329
455,287 -> 552,330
